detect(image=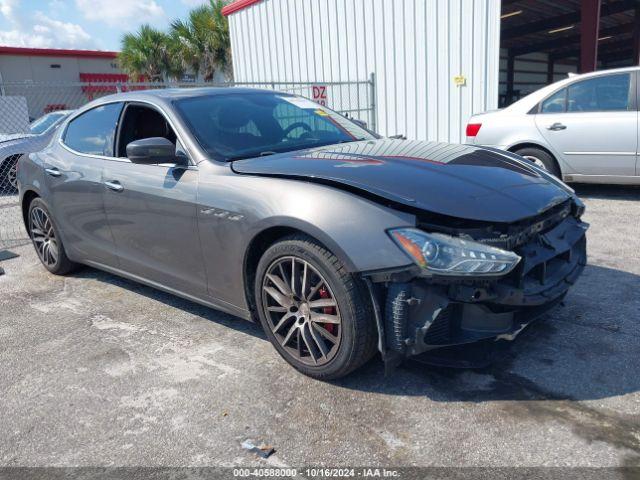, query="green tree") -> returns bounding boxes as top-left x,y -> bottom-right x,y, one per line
119,25 -> 184,82
170,0 -> 232,82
